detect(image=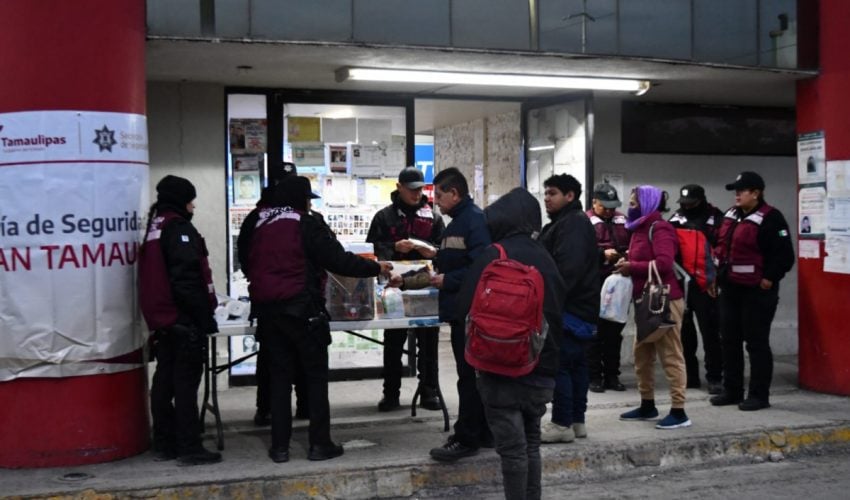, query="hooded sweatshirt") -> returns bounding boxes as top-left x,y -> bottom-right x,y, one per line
454,188 -> 566,380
